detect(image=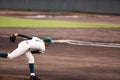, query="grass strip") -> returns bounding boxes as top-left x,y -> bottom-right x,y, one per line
0,16 -> 120,28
